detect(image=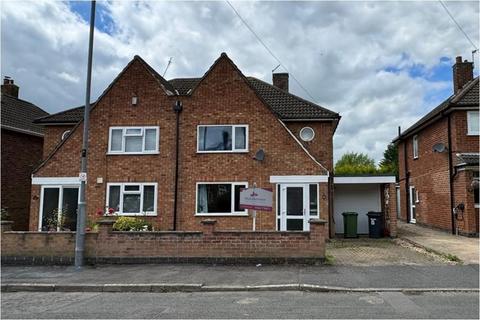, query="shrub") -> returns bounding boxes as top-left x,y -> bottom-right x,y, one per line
113,217 -> 152,231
